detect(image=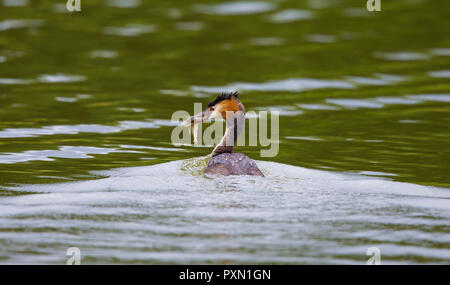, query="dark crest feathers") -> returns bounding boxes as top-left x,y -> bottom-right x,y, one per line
208,91 -> 239,108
